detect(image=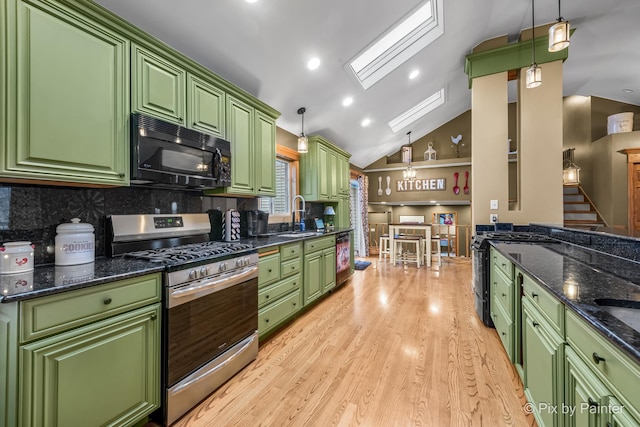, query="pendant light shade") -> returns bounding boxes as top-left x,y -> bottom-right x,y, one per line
548,0 -> 570,52
403,131 -> 417,180
297,107 -> 308,153
526,64 -> 542,88
526,0 -> 542,89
